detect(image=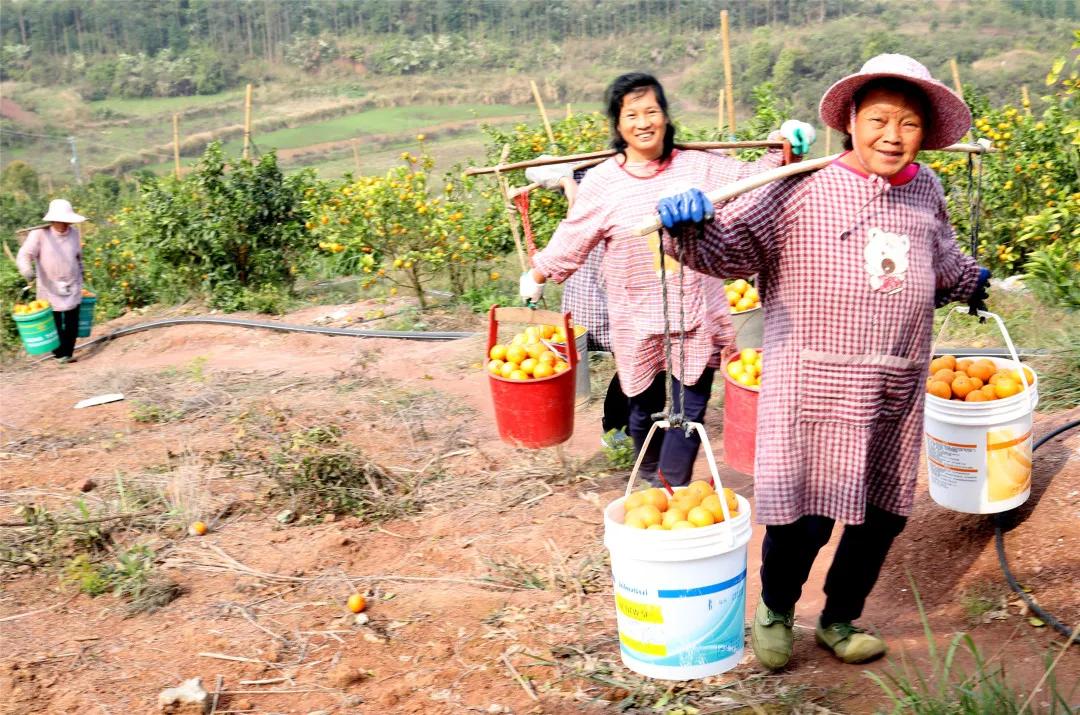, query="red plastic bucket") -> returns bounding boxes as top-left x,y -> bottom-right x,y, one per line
722,353 -> 759,475
487,305 -> 578,449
